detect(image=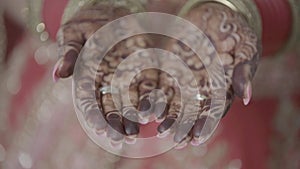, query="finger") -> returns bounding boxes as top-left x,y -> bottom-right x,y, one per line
157,92 -> 182,138
75,75 -> 107,134
106,112 -> 125,142
191,93 -> 232,145
114,36 -> 157,136
54,24 -> 84,79
174,121 -> 194,144
137,69 -> 159,123
54,4 -> 131,80
121,85 -> 140,137
119,76 -> 140,139
85,108 -> 107,134
192,116 -> 207,139
101,92 -> 125,143
173,96 -> 201,144
232,62 -> 254,105
154,102 -> 169,122
123,108 -> 139,137
54,5 -> 107,79
231,15 -> 259,105
154,72 -> 175,122
175,130 -> 193,150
